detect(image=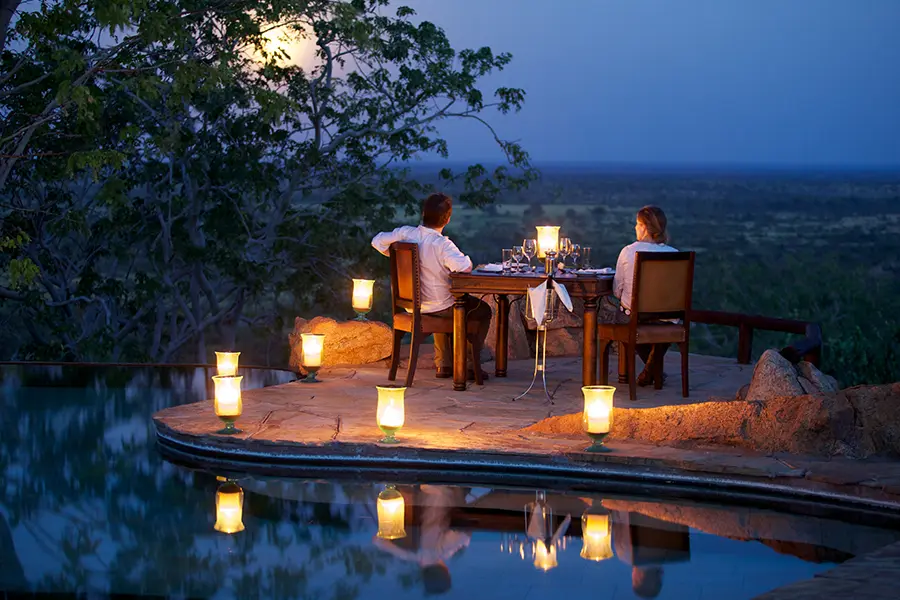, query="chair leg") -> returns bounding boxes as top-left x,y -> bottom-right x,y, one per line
626,343 -> 637,401
653,346 -> 664,390
598,339 -> 611,386
469,335 -> 484,386
617,341 -> 628,384
679,342 -> 690,398
405,331 -> 421,388
388,329 -> 403,381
